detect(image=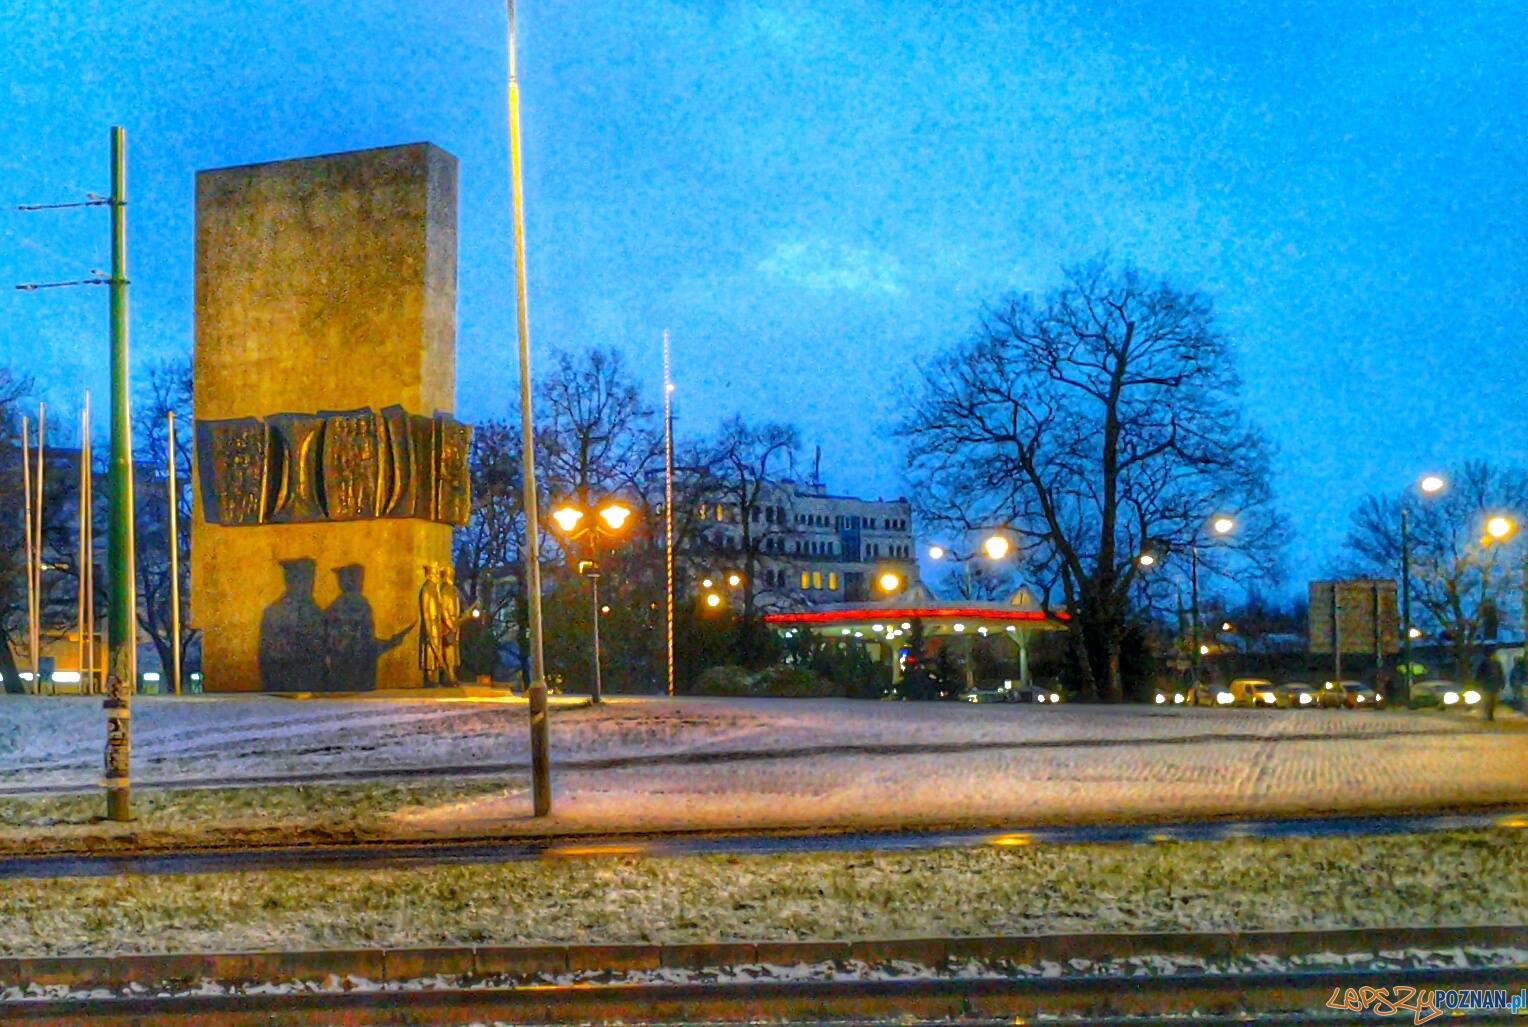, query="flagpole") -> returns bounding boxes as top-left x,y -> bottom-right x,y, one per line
21,415 -> 36,694
505,0 -> 551,817
663,330 -> 675,697
35,404 -> 46,692
167,410 -> 182,696
78,401 -> 88,692
83,394 -> 95,694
